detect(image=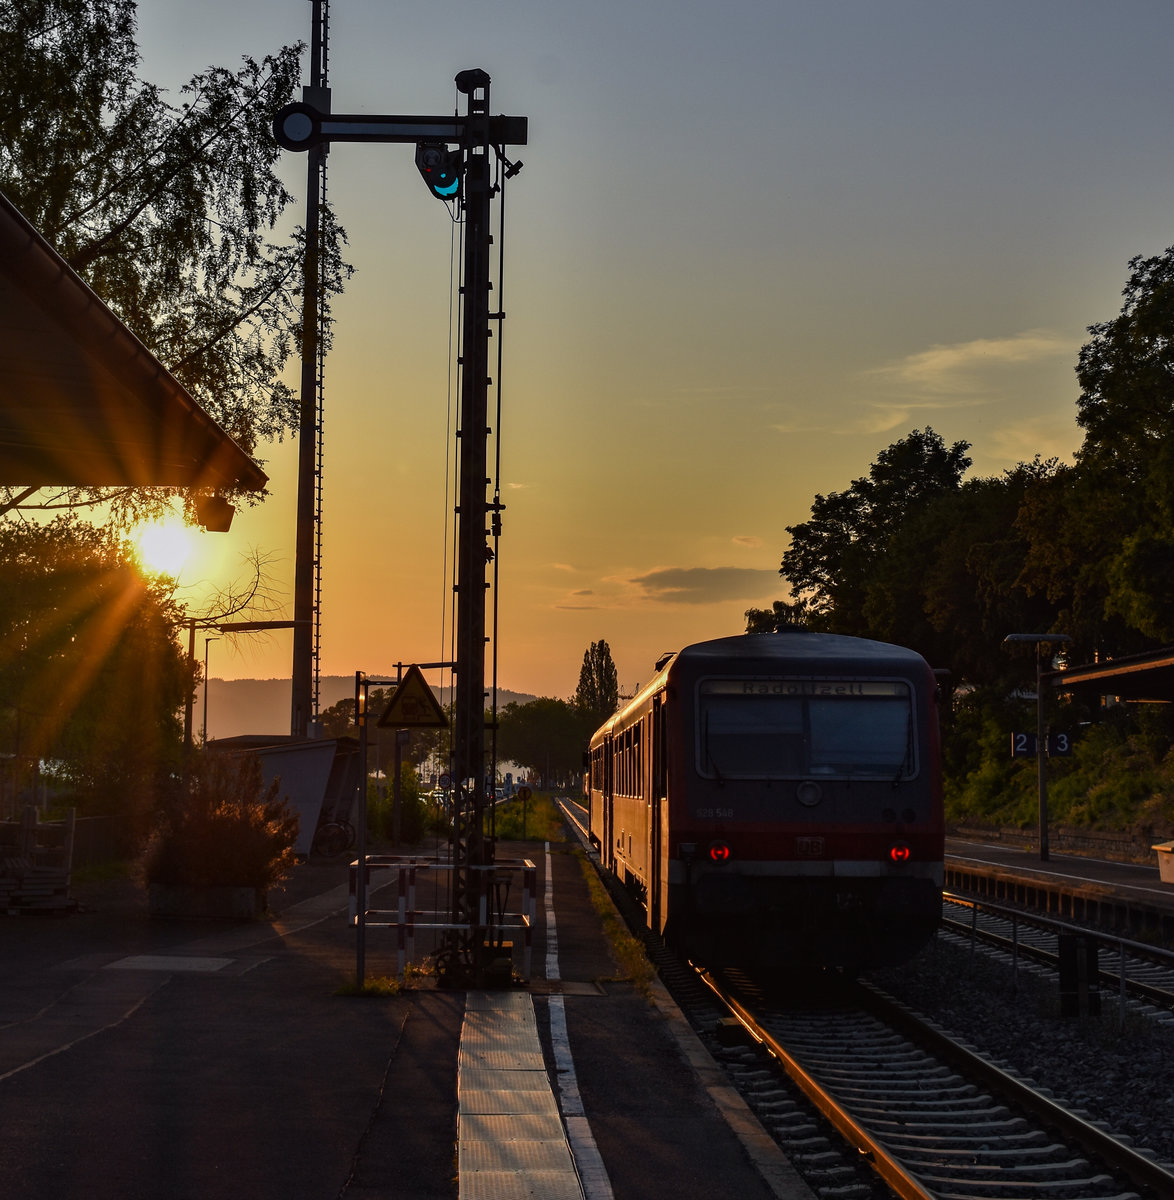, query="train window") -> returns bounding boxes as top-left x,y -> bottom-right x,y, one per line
698,678 -> 916,780
808,696 -> 912,776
